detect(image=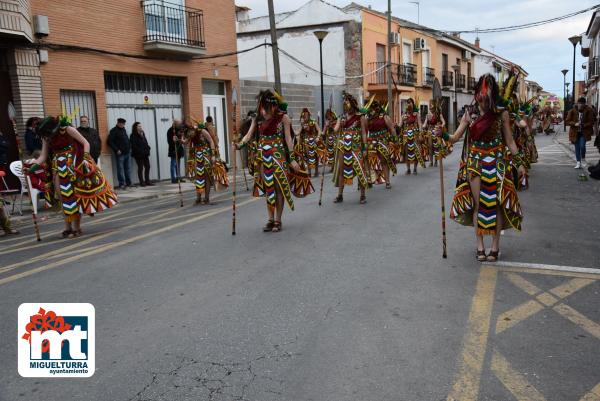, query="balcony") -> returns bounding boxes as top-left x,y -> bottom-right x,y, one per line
141,0 -> 206,57
456,73 -> 466,89
367,61 -> 395,85
399,63 -> 417,86
0,0 -> 34,42
468,77 -> 476,91
422,67 -> 435,87
442,70 -> 453,87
